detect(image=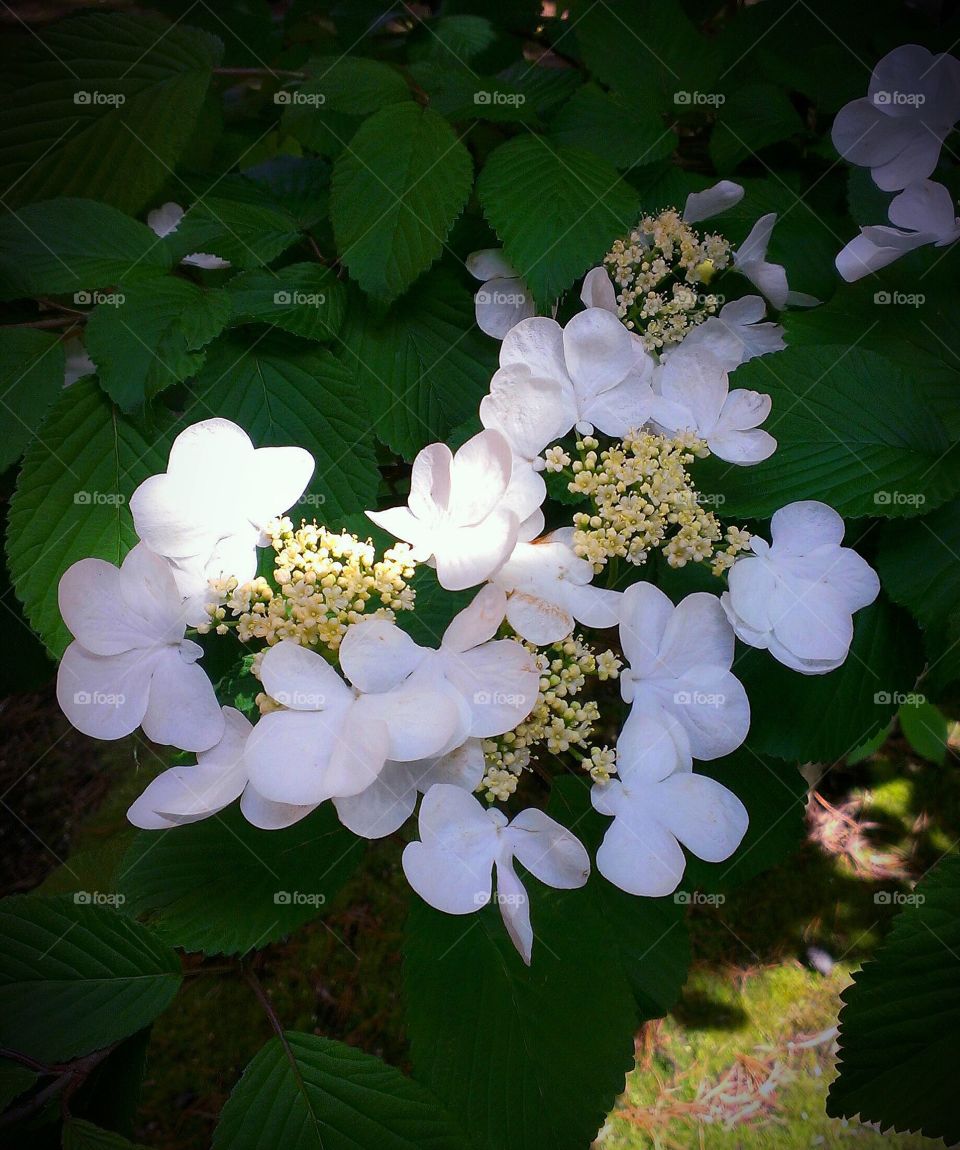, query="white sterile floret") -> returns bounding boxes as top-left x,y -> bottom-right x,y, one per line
648,344 -> 776,465
831,44 -> 960,192
243,630 -> 469,814
466,248 -> 536,339
482,309 -> 655,443
592,712 -> 748,896
56,543 -> 224,751
366,429 -> 521,591
617,582 -> 750,768
402,783 -> 590,964
491,528 -> 623,645
732,214 -> 819,310
836,179 -> 960,281
682,180 -> 746,224
130,418 -> 314,623
721,500 -> 881,675
667,295 -> 785,370
146,202 -> 231,269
